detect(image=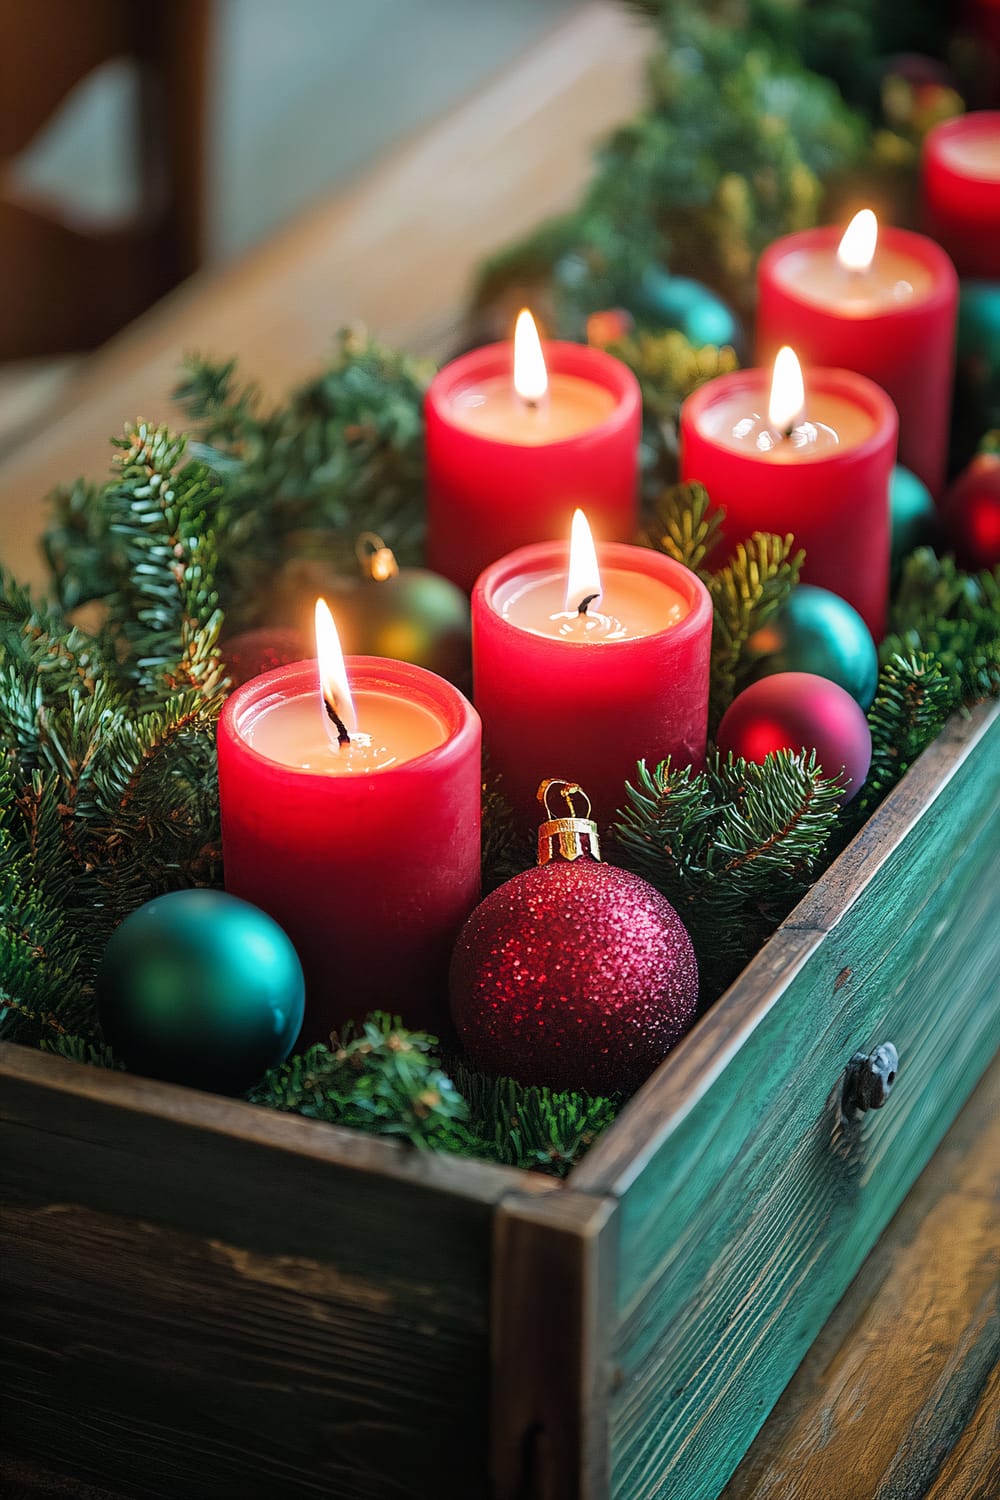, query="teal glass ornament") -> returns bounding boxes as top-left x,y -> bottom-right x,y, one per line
952,281 -> 1000,471
748,585 -> 879,710
630,266 -> 744,354
98,890 -> 305,1094
890,464 -> 937,576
